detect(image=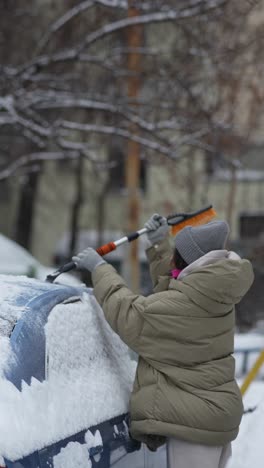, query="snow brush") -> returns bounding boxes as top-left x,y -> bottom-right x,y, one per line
46,205 -> 216,283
